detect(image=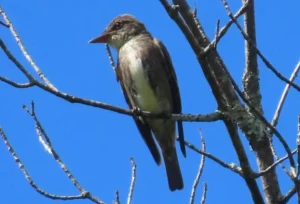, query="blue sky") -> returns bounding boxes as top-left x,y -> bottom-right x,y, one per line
1,0 -> 300,203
